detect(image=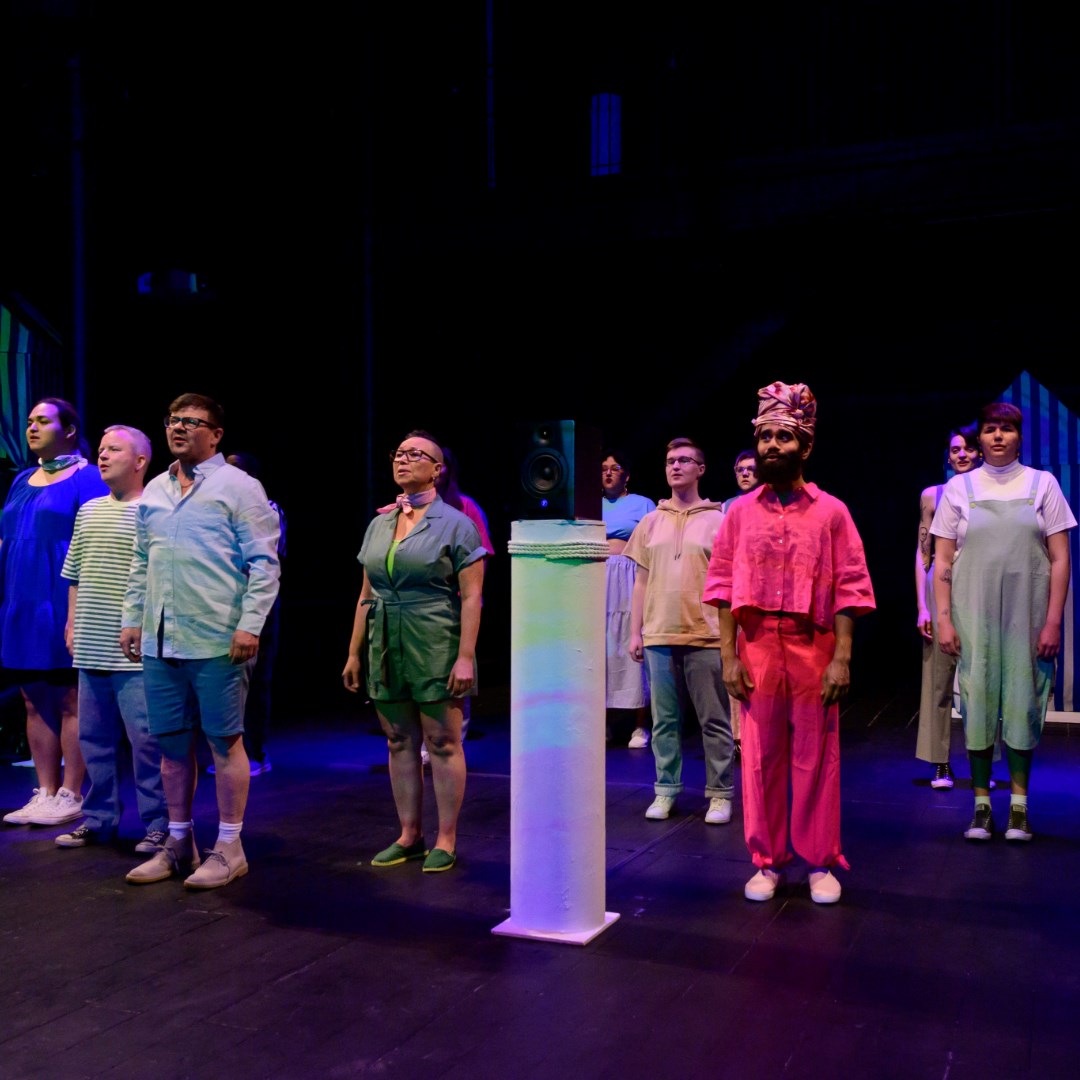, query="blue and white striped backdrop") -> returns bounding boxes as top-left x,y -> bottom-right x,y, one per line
1001,371 -> 1079,711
